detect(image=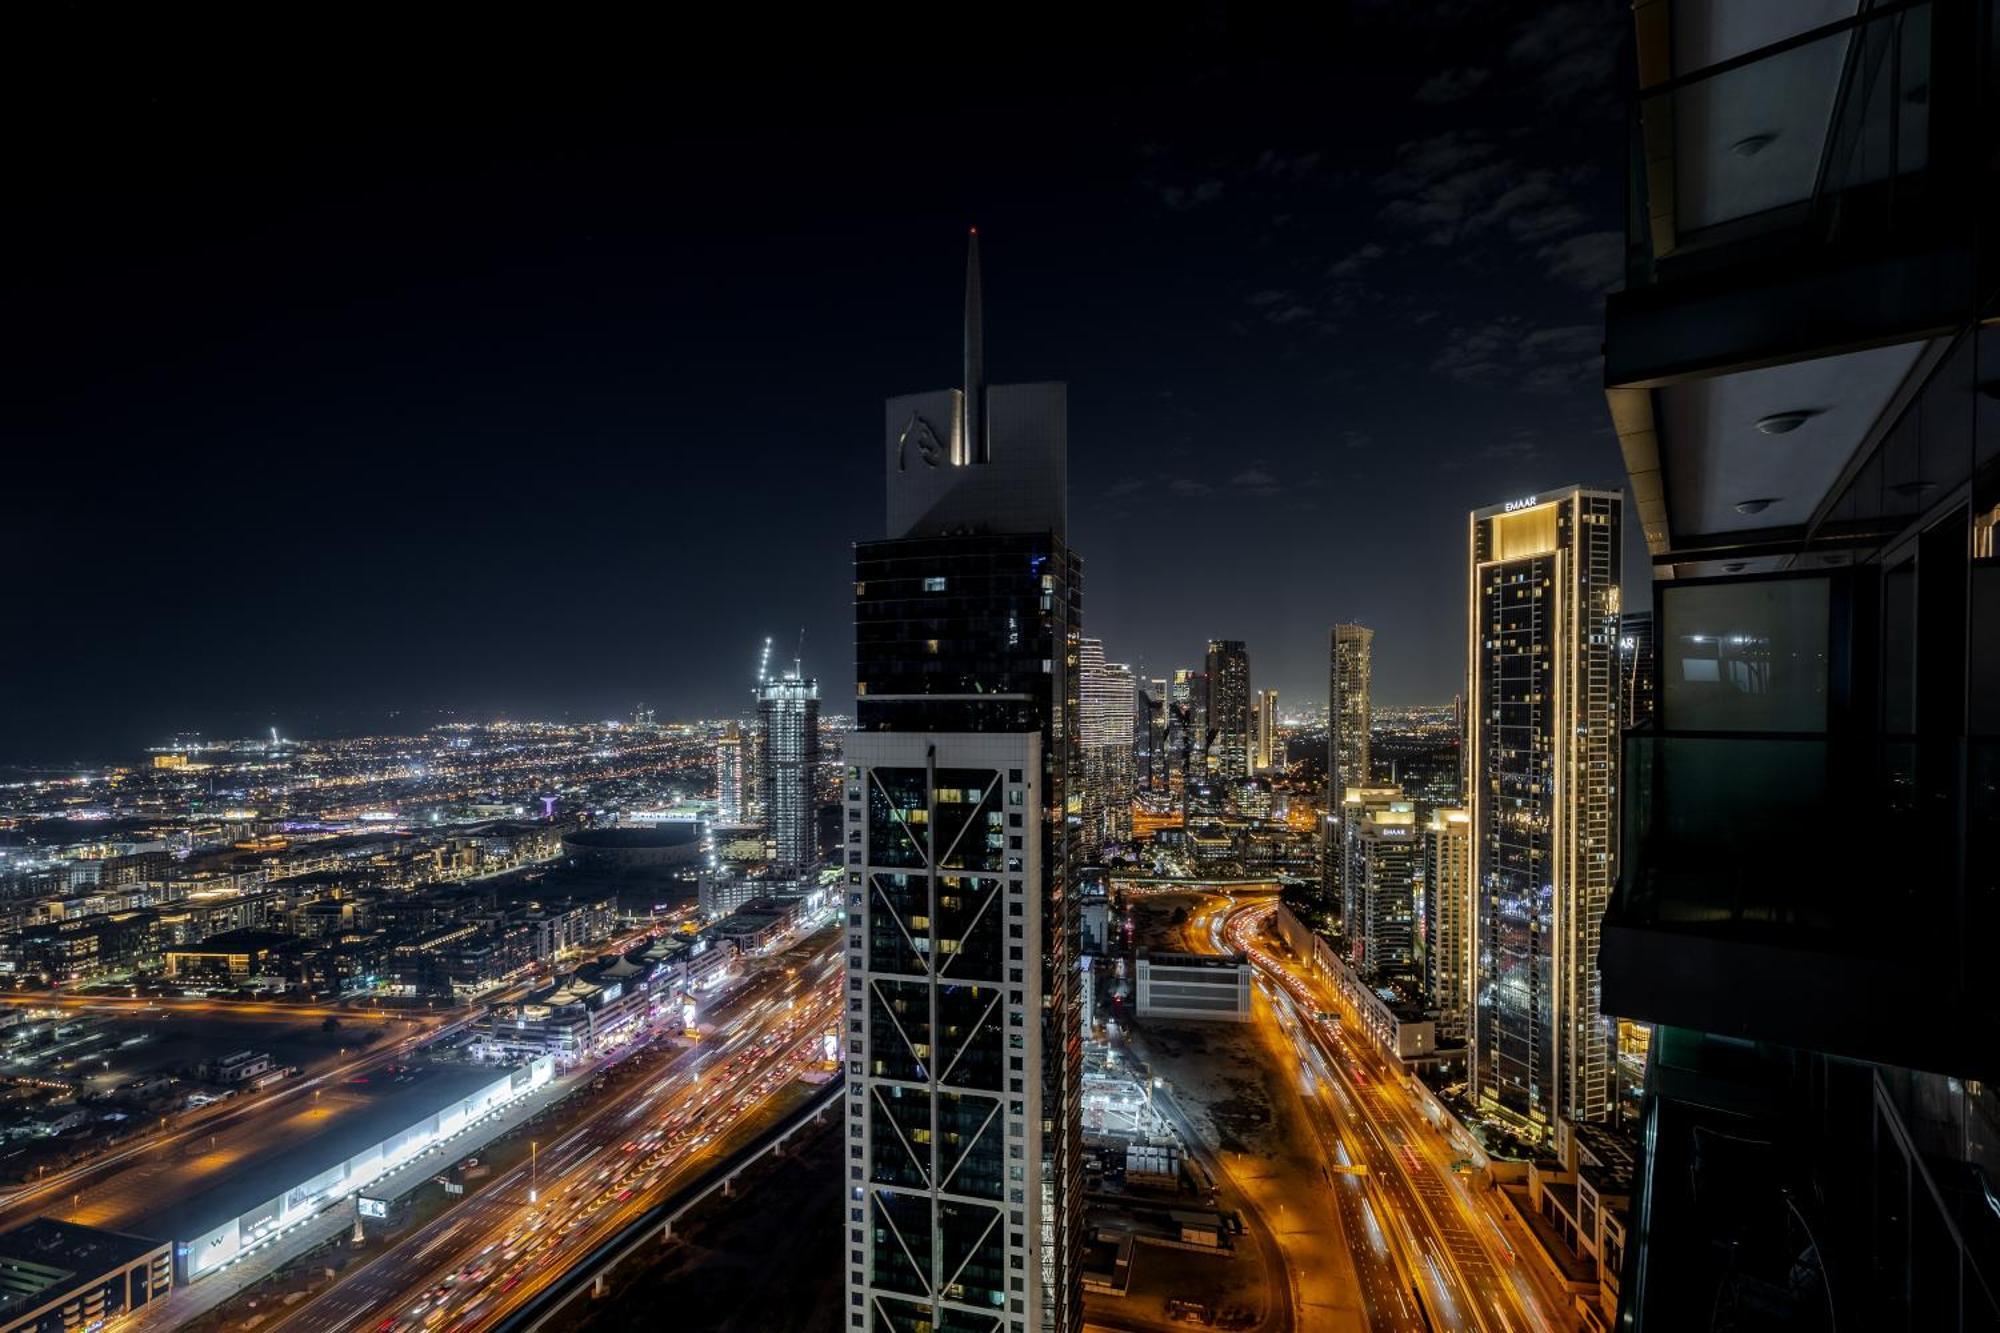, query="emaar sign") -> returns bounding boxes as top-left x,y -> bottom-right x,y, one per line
1503,495 -> 1540,512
